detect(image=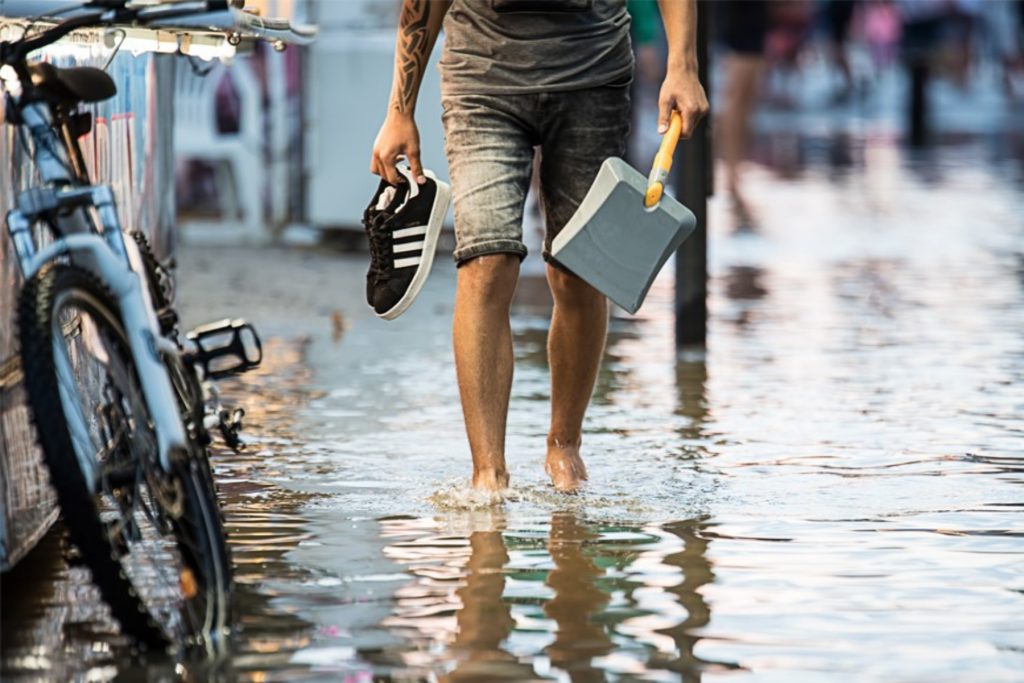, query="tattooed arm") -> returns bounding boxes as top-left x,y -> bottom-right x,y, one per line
371,0 -> 451,186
